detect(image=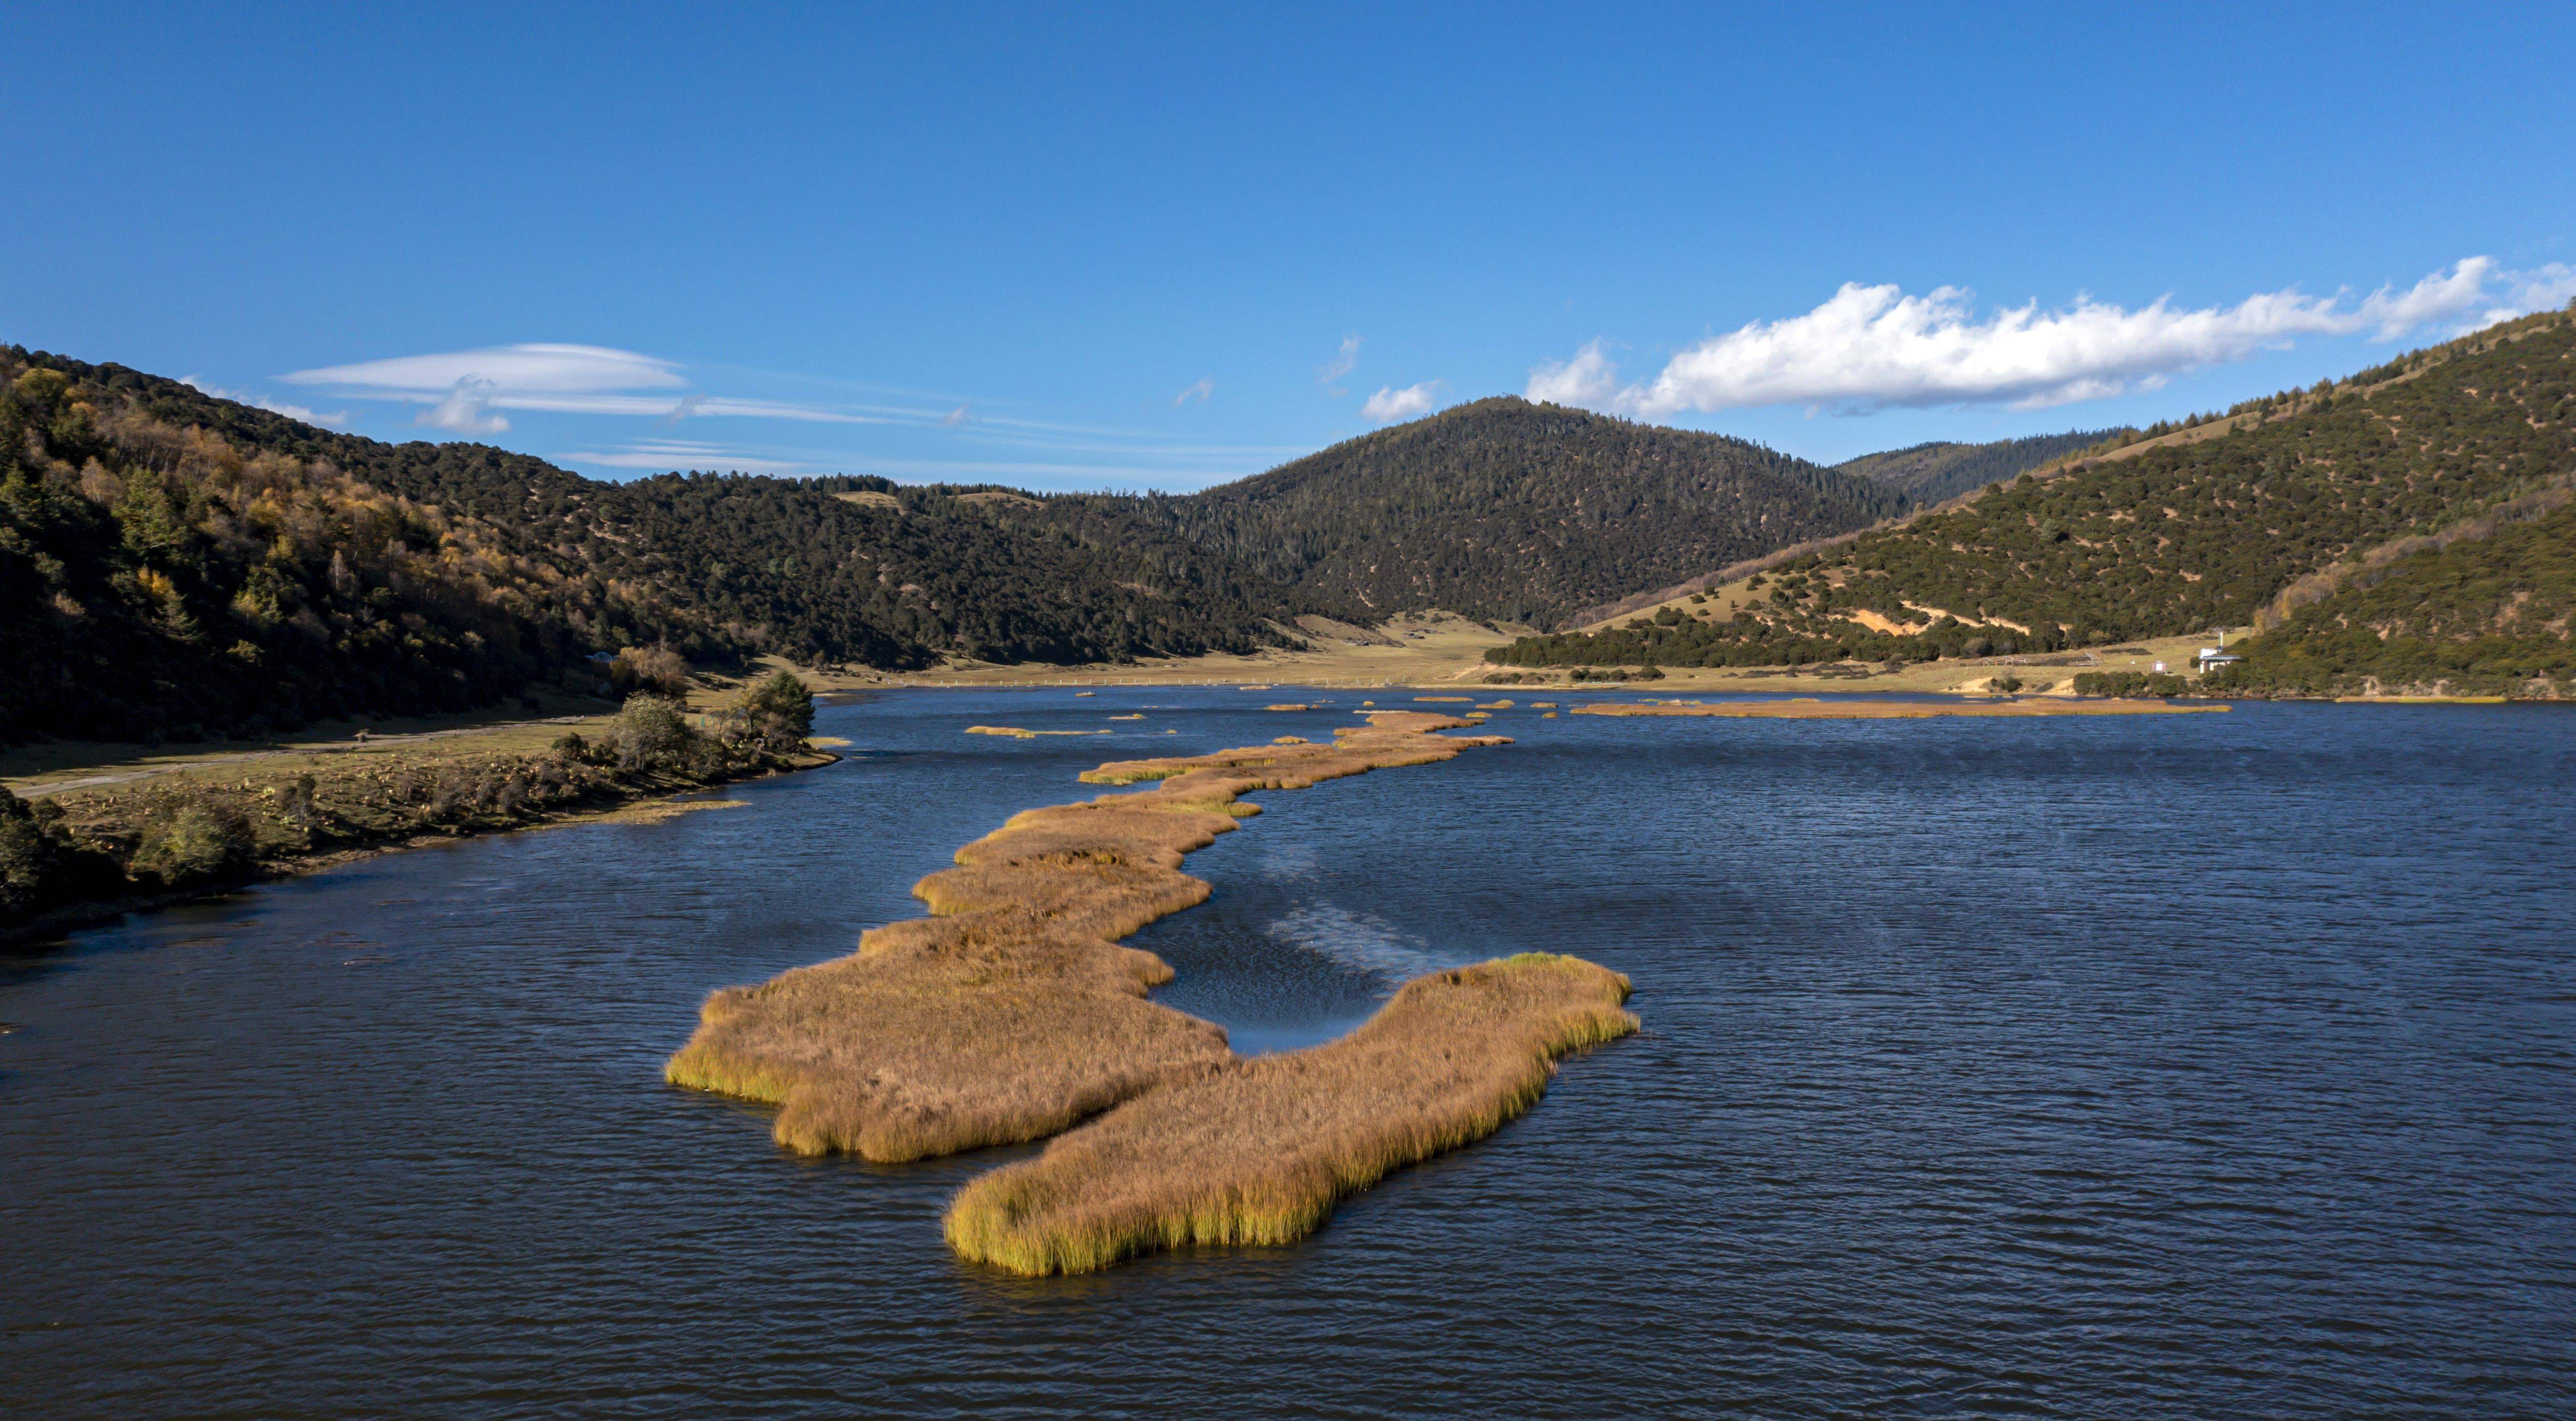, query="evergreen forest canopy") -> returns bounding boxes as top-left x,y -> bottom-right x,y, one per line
1047,397 -> 1911,629
1492,308 -> 2576,695
1833,428 -> 2138,505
